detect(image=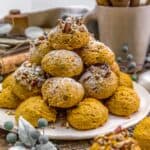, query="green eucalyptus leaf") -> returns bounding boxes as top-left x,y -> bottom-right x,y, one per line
18,117 -> 39,147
